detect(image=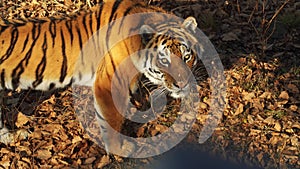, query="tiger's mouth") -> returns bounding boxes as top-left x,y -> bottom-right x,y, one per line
143,71 -> 192,99
167,83 -> 191,99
